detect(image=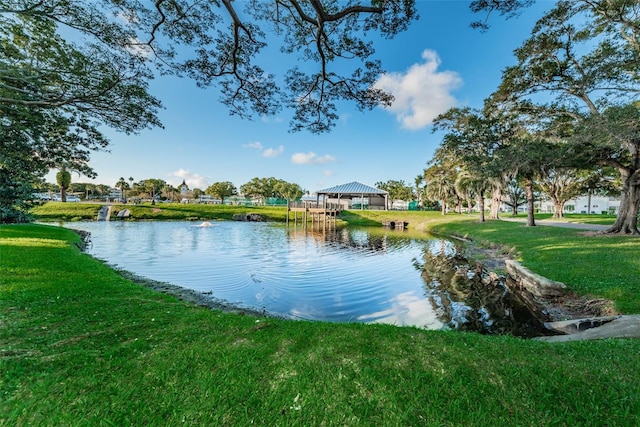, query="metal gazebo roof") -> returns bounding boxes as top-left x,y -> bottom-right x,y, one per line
315,181 -> 388,196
